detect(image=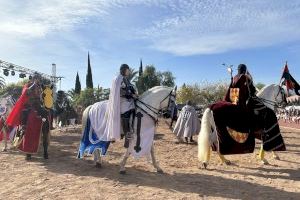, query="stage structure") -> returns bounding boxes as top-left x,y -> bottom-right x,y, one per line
0,59 -> 63,100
